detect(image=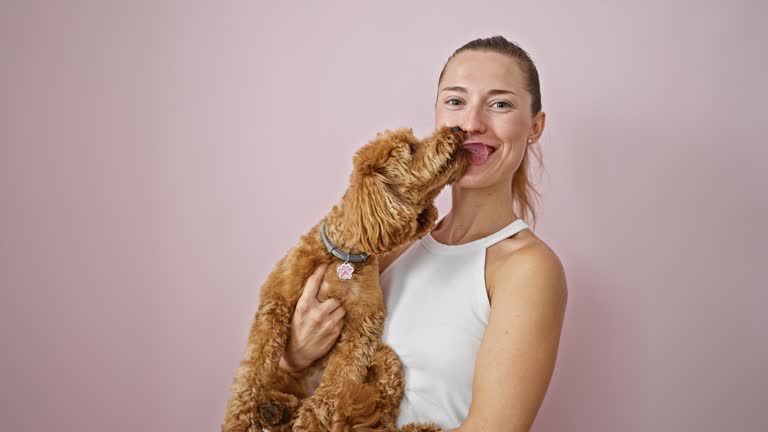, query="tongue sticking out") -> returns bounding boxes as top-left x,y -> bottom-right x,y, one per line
463,143 -> 492,165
